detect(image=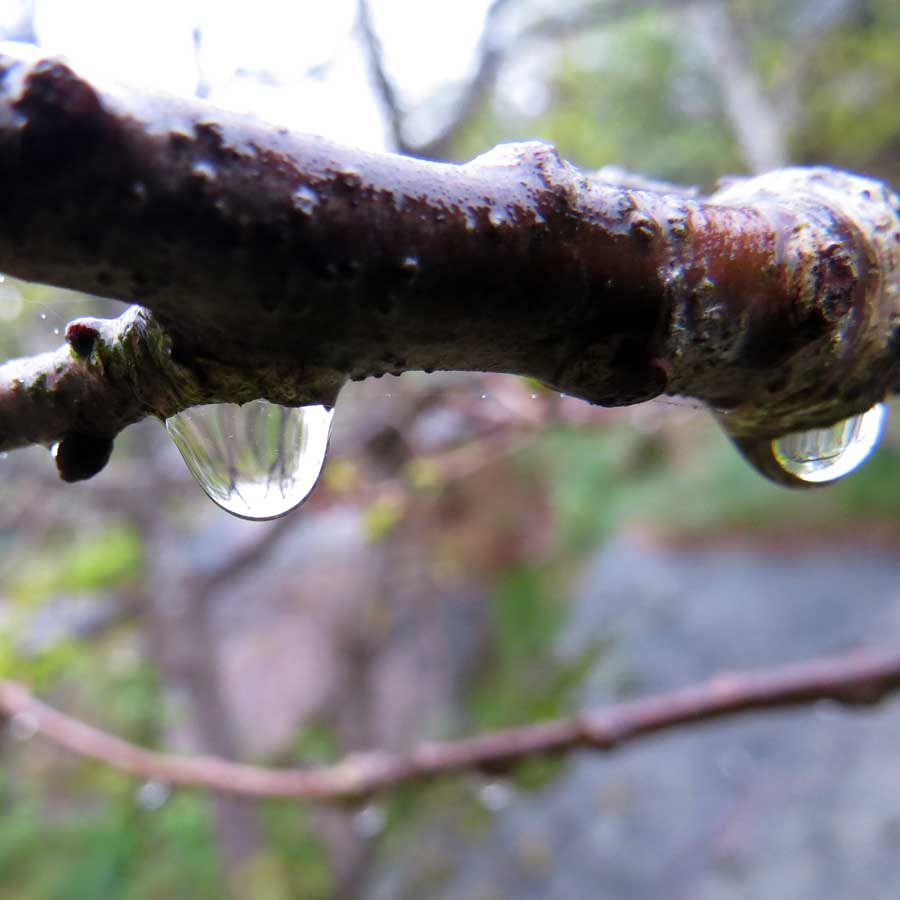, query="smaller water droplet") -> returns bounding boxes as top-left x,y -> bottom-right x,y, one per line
479,781 -> 515,813
136,780 -> 171,811
352,805 -> 385,839
530,393 -> 538,400
53,327 -> 59,335
191,160 -> 217,180
292,184 -> 319,215
481,393 -> 488,400
9,712 -> 38,741
724,402 -> 888,488
39,312 -> 47,320
166,400 -> 333,520
771,403 -> 887,484
488,208 -> 510,228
